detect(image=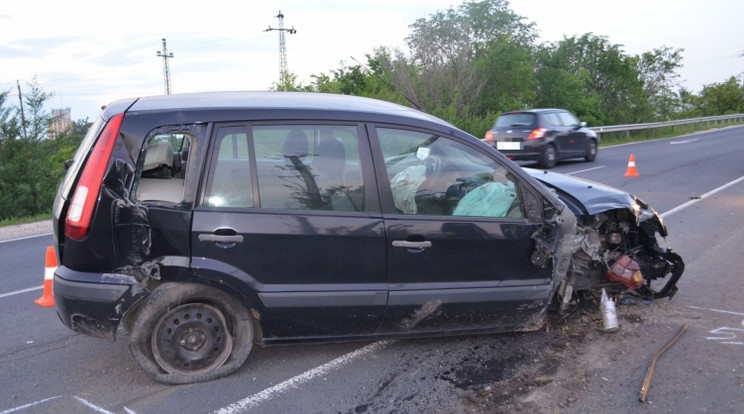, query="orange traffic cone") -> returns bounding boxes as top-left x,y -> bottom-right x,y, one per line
35,246 -> 57,307
624,154 -> 640,177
